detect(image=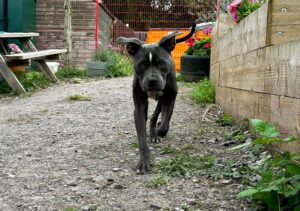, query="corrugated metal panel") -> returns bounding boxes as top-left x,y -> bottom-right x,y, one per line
146,29 -> 209,71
